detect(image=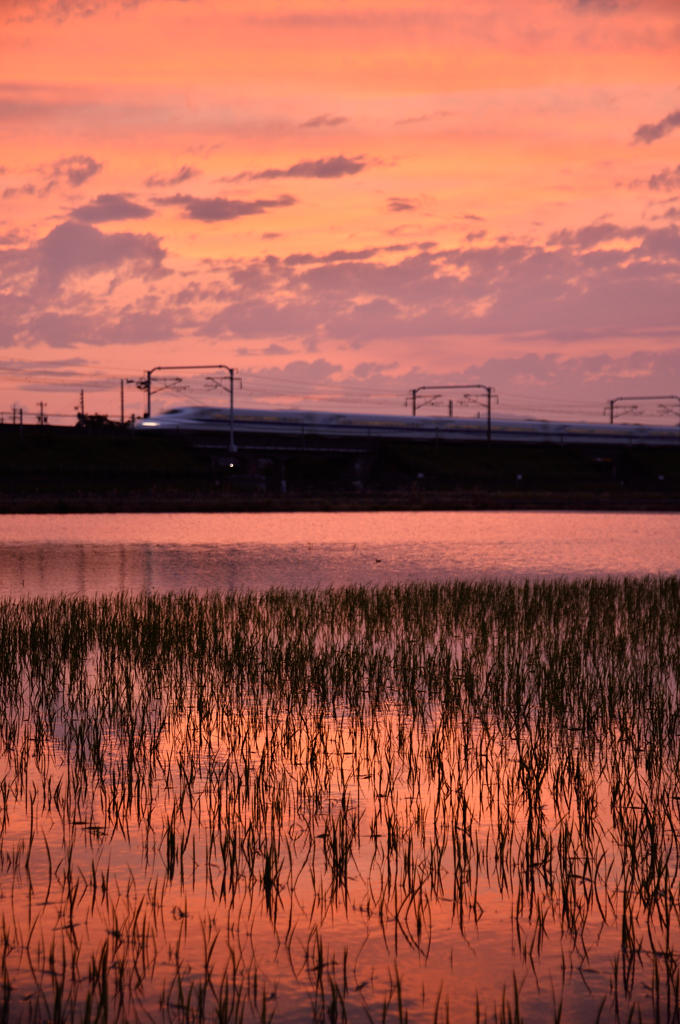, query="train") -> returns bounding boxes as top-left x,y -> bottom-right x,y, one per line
134,406 -> 680,447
